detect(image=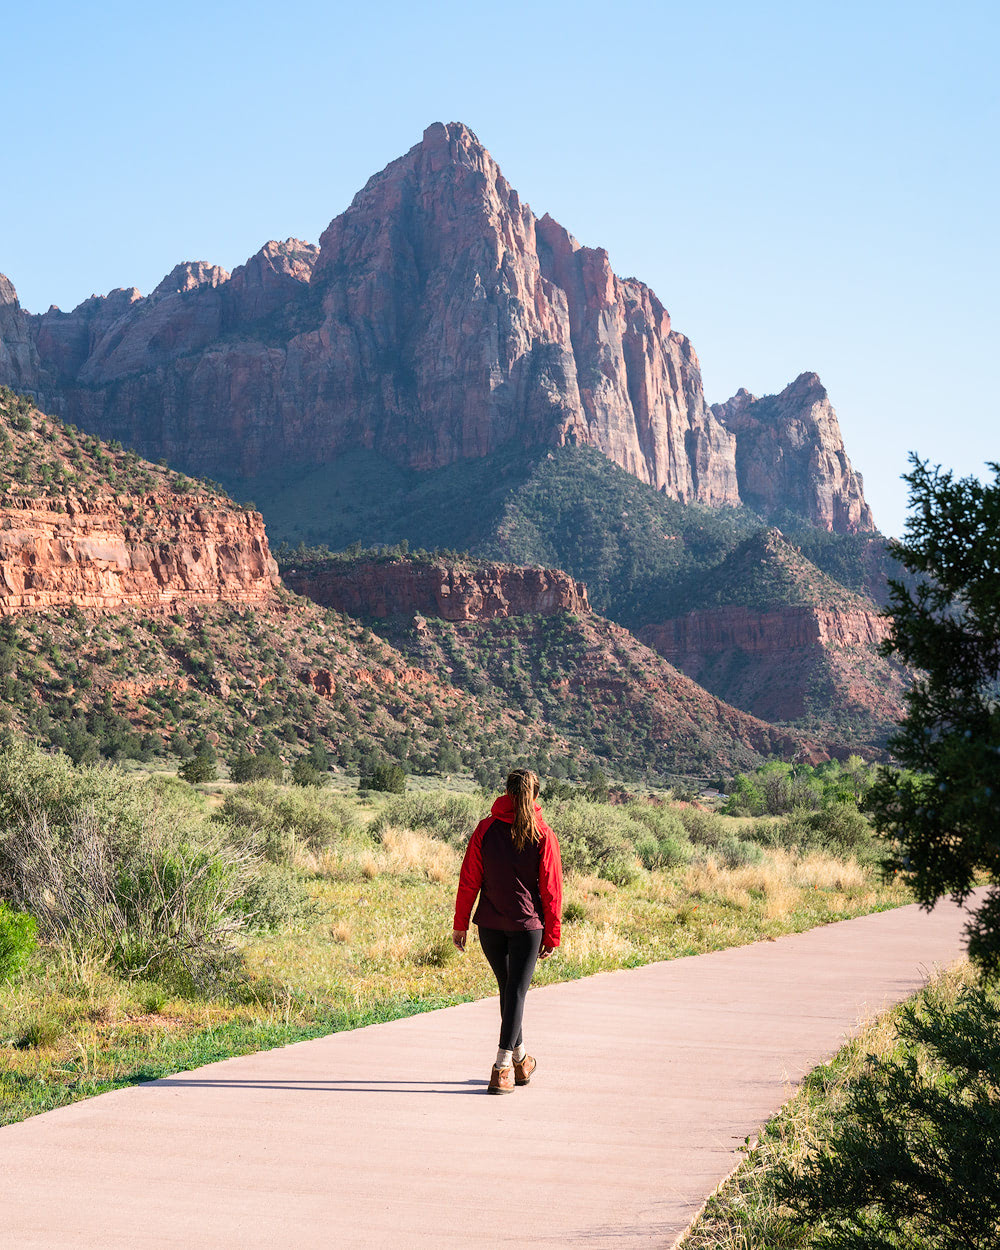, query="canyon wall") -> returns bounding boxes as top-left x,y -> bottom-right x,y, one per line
639,604 -> 902,728
0,123 -> 874,533
284,558 -> 589,622
0,494 -> 279,614
640,605 -> 892,658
